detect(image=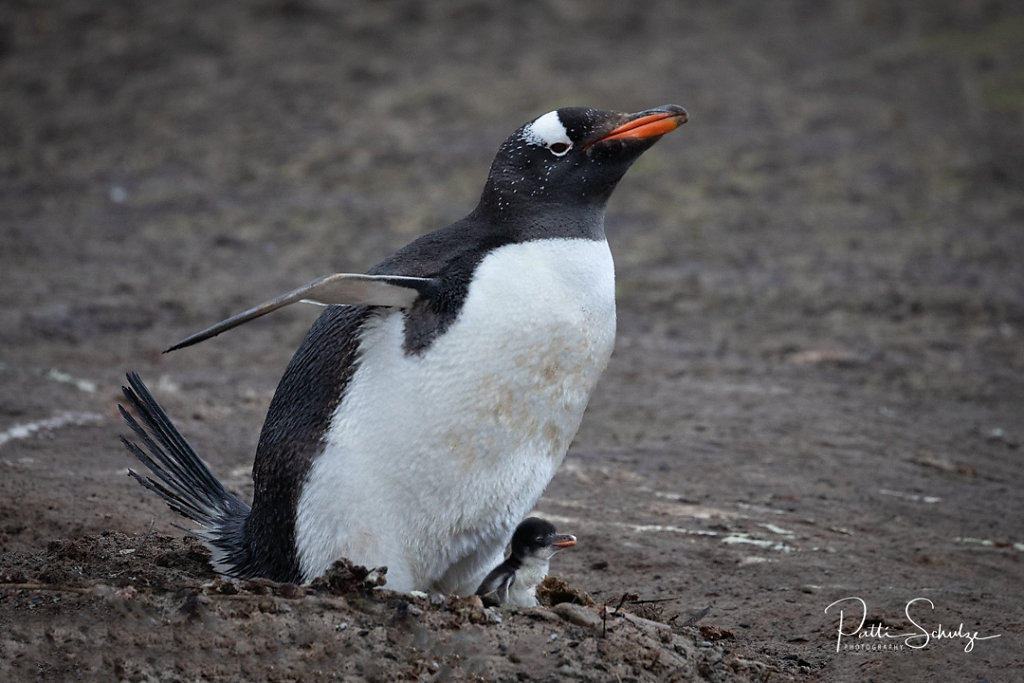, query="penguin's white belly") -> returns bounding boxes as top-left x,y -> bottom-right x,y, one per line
507,555 -> 552,607
294,238 -> 615,590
